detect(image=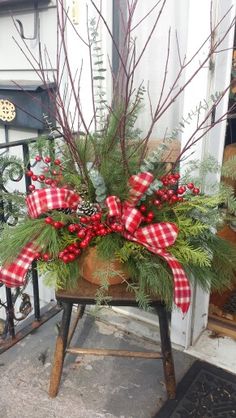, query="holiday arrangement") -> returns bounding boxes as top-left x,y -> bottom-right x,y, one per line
0,137 -> 236,314
0,1 -> 236,313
